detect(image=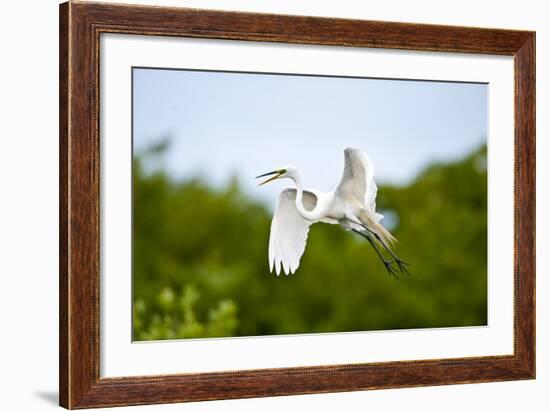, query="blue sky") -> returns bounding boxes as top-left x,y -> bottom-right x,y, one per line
133,68 -> 487,206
